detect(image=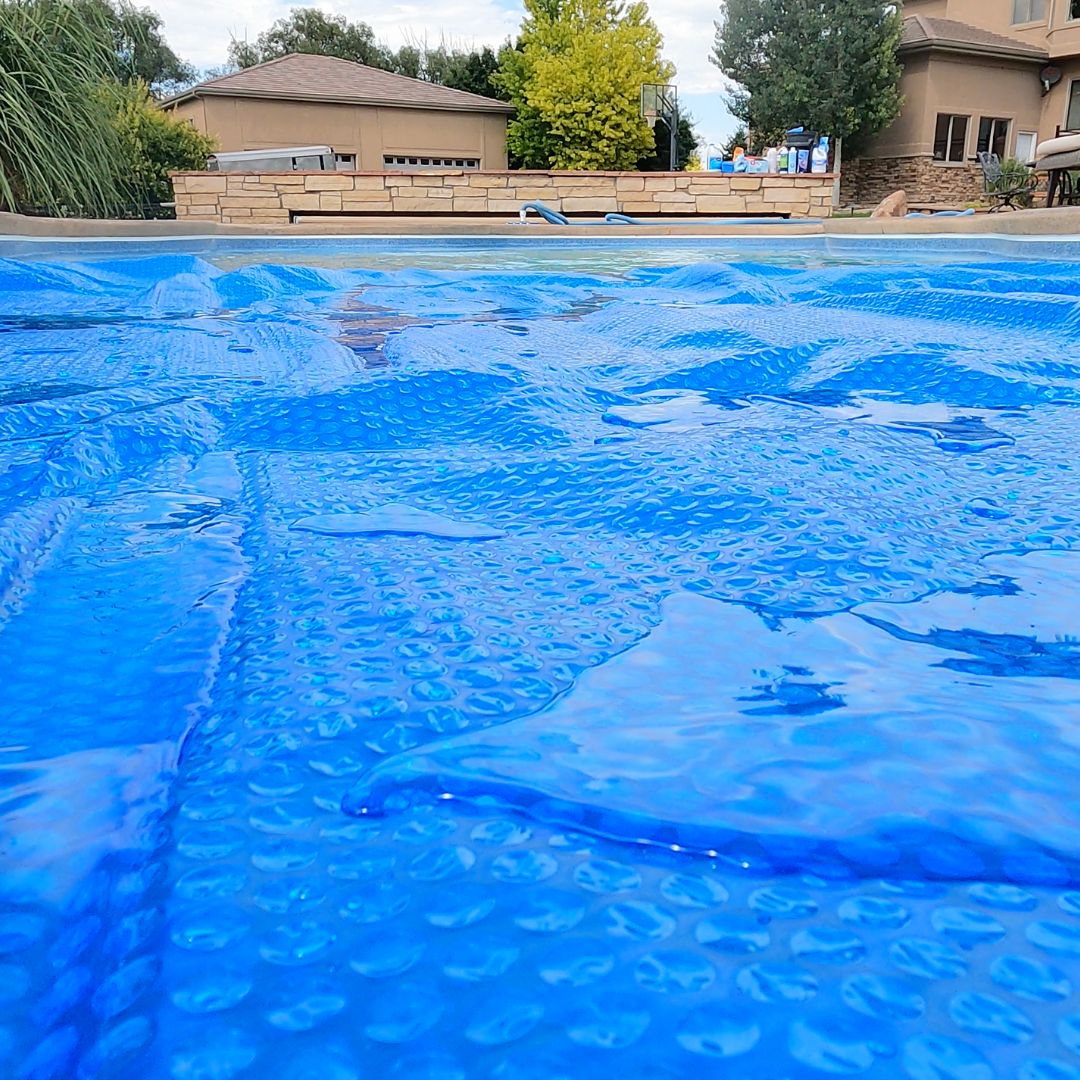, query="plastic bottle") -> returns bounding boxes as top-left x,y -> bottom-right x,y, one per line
787,147 -> 798,174
798,149 -> 810,173
766,147 -> 779,173
811,137 -> 829,174
778,147 -> 788,172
